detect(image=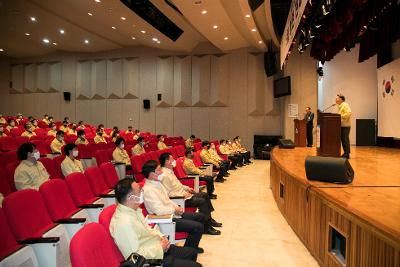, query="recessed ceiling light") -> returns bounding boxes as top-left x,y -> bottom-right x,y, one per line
152,37 -> 158,42
245,14 -> 251,18
201,10 -> 207,14
94,0 -> 100,2
213,25 -> 218,29
131,36 -> 136,40
42,38 -> 50,44
59,29 -> 65,34
157,40 -> 161,44
140,30 -> 146,34
258,40 -> 263,44
121,16 -> 126,20
112,26 -> 116,30
84,39 -> 89,44
25,32 -> 30,36
224,37 -> 228,40
251,28 -> 257,32
30,16 -> 37,22
52,42 -> 57,45
88,12 -> 93,16
0,48 -> 4,52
